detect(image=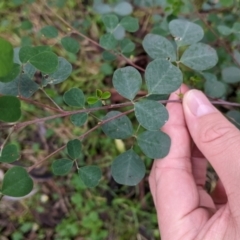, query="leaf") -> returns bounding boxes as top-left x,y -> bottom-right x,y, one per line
226,110 -> 240,129
0,37 -> 13,77
87,96 -> 99,105
203,73 -> 226,98
43,57 -> 72,85
99,33 -> 118,50
222,66 -> 240,83
21,20 -> 33,30
101,111 -> 133,139
67,139 -> 82,159
63,88 -> 85,107
145,59 -> 182,94
93,3 -> 112,14
180,43 -> 218,71
96,89 -> 102,98
19,46 -> 37,63
112,66 -> 142,100
233,50 -> 240,65
111,149 -> 145,186
0,73 -> 39,98
61,37 -> 80,54
137,130 -> 171,159
2,166 -> 33,197
113,2 -> 133,16
0,144 -> 19,163
102,51 -> 117,61
119,38 -> 135,53
51,159 -> 73,176
169,19 -> 204,46
29,52 -> 58,73
217,25 -> 232,36
112,25 -> 125,40
120,16 -> 139,32
101,91 -> 111,99
0,63 -> 20,83
70,112 -> 88,127
142,34 -> 176,61
134,100 -> 169,131
102,14 -> 119,31
0,96 -> 21,122
232,22 -> 240,33
23,62 -> 37,78
40,26 -> 58,38
78,166 -> 102,188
